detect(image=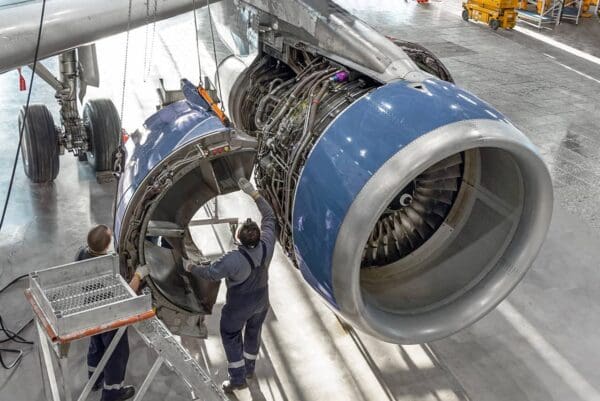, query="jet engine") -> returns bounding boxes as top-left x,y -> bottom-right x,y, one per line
224,51 -> 553,343
114,41 -> 552,343
113,1 -> 552,344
